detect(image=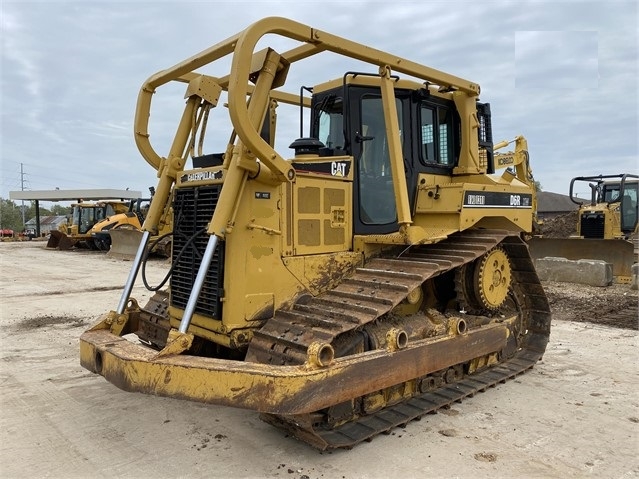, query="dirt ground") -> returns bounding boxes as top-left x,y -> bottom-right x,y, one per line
544,281 -> 638,330
0,240 -> 637,479
534,212 -> 638,330
537,211 -> 579,239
